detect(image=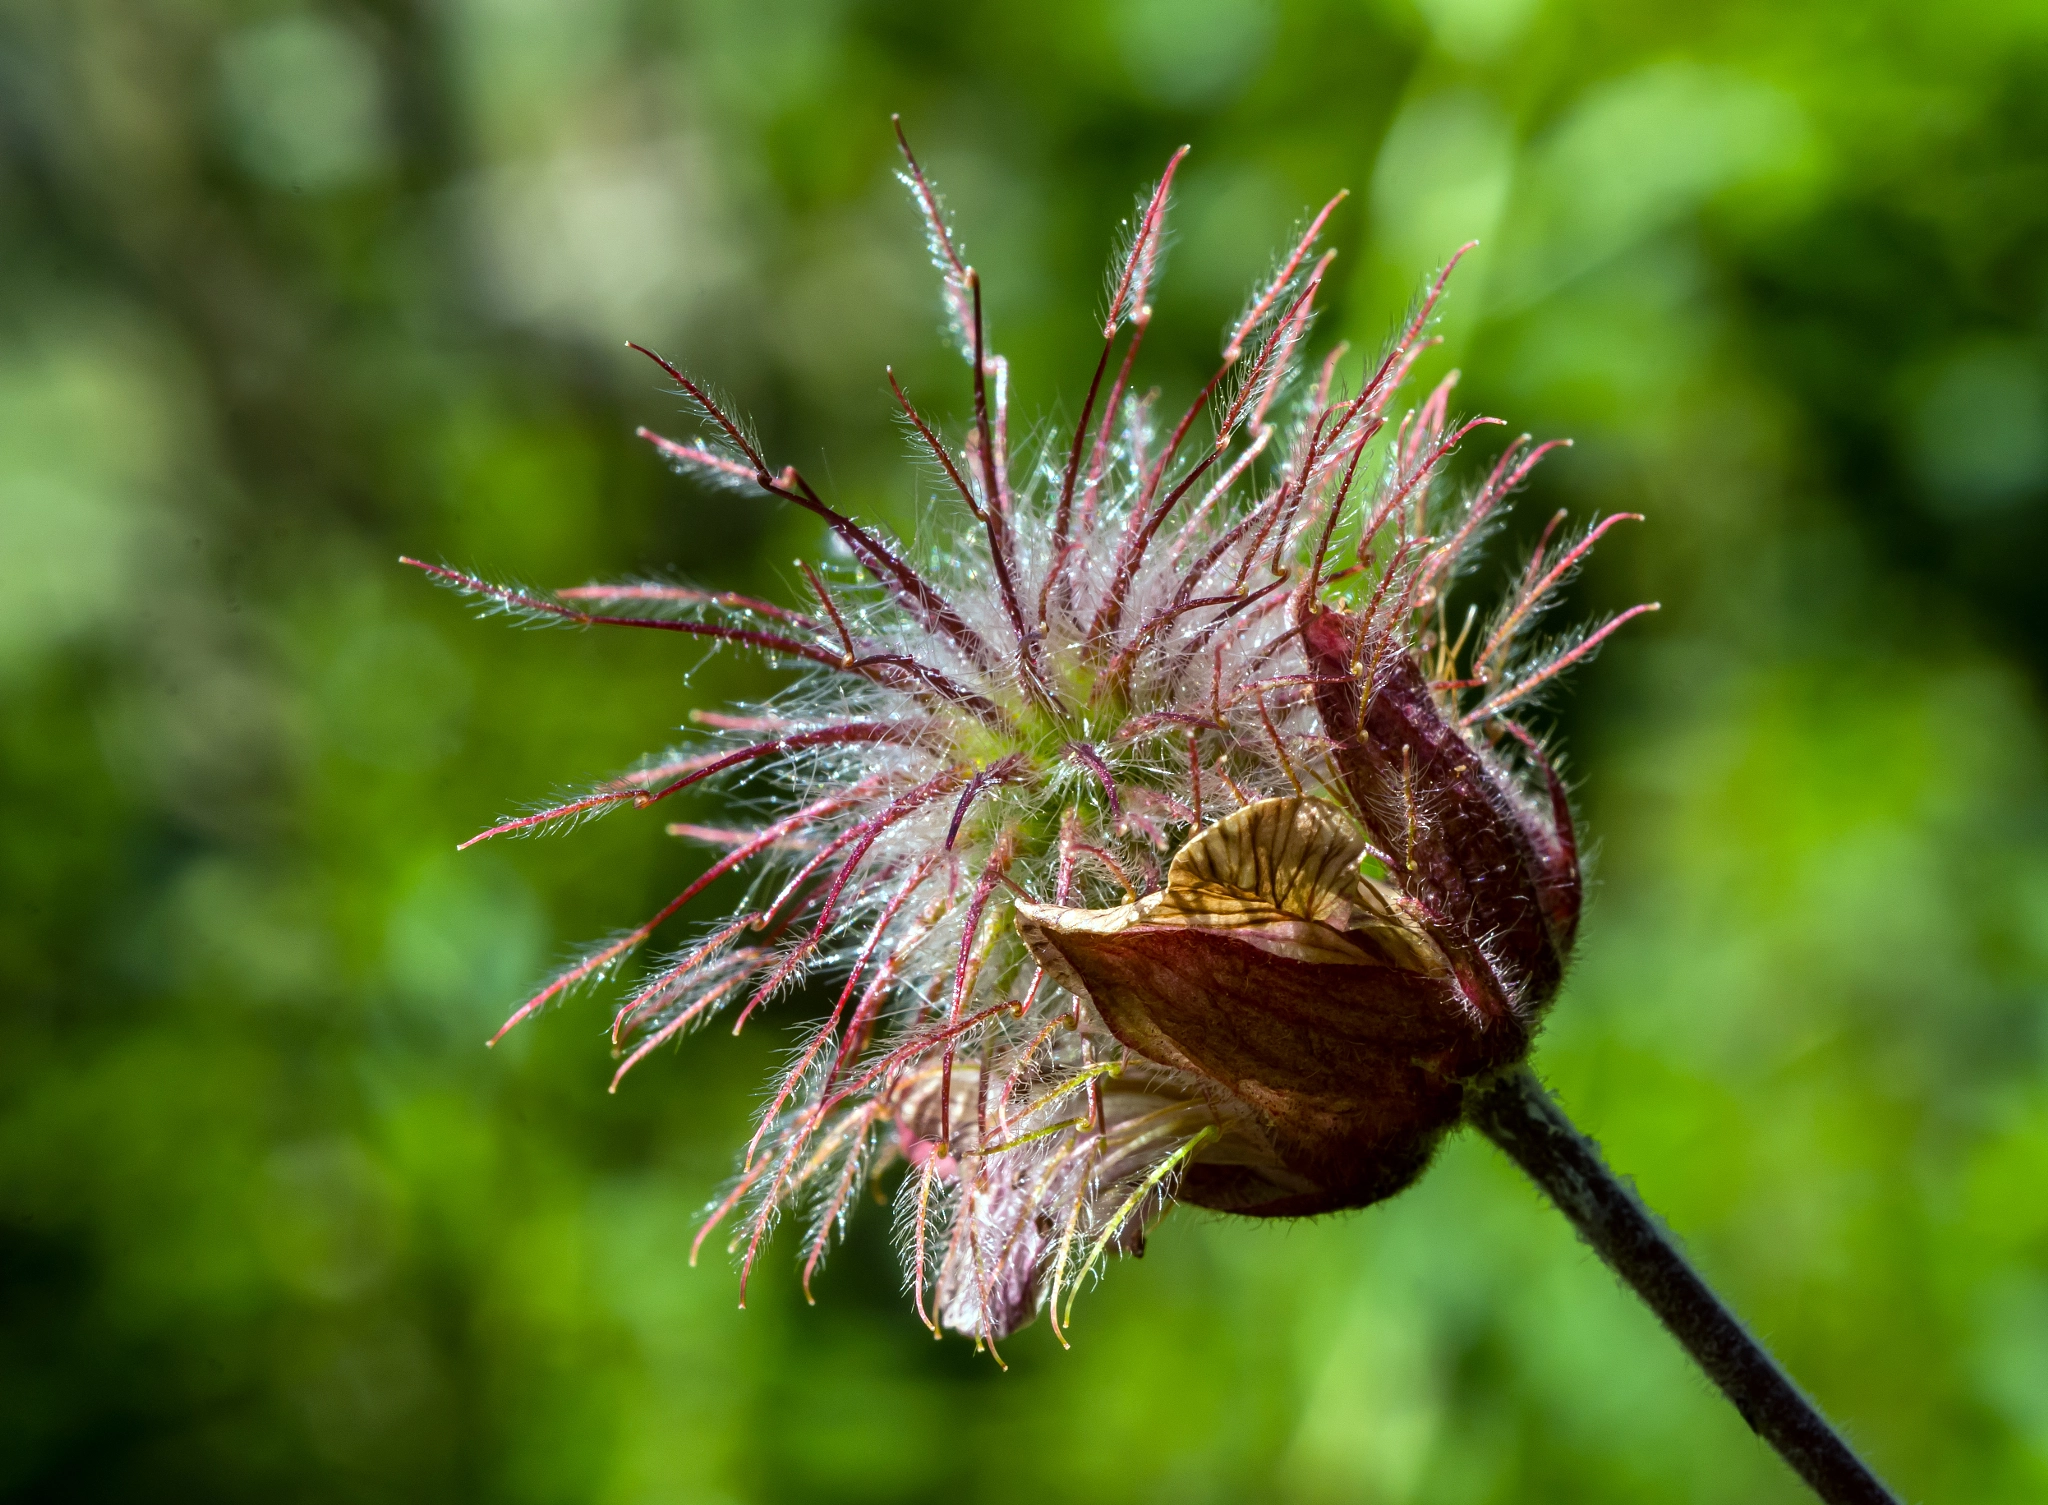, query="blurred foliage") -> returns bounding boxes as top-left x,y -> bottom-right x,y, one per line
3,0 -> 2047,1500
